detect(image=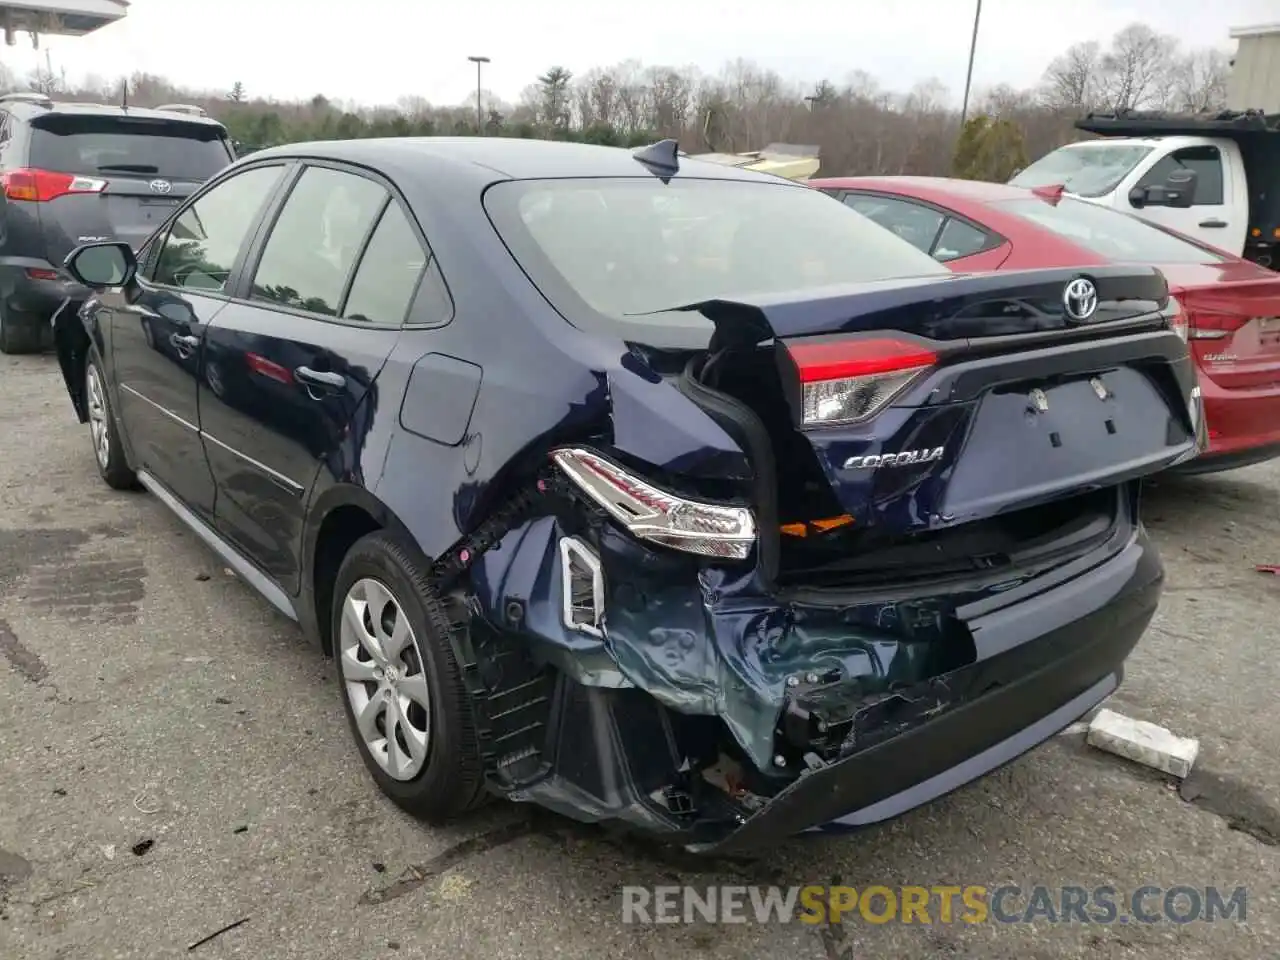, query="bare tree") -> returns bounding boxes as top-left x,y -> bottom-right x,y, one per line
1168,48 -> 1231,112
1097,24 -> 1179,112
1041,41 -> 1101,111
